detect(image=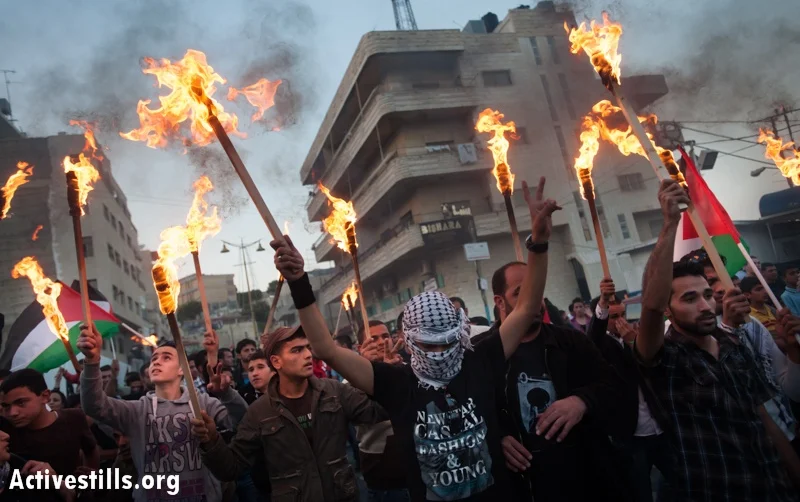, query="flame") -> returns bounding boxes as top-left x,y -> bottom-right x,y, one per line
63,154 -> 101,214
319,183 -> 358,252
283,220 -> 291,235
574,115 -> 602,199
227,78 -> 282,122
69,120 -> 103,160
342,282 -> 359,311
758,129 -> 800,186
1,162 -> 34,219
586,100 -> 686,187
152,226 -> 192,314
12,257 -> 69,343
121,49 -> 244,148
475,109 -> 516,194
565,12 -> 623,88
131,334 -> 159,347
185,175 -> 221,252
32,225 -> 44,241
